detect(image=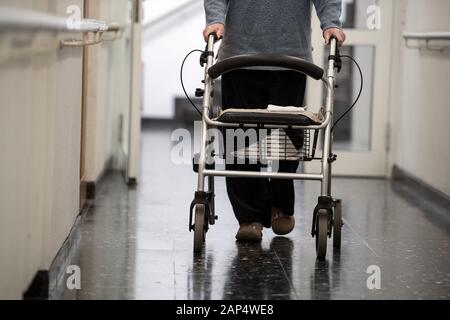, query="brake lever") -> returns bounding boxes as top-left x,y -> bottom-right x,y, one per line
328,37 -> 342,73
200,32 -> 221,67
334,46 -> 342,73
200,45 -> 208,67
